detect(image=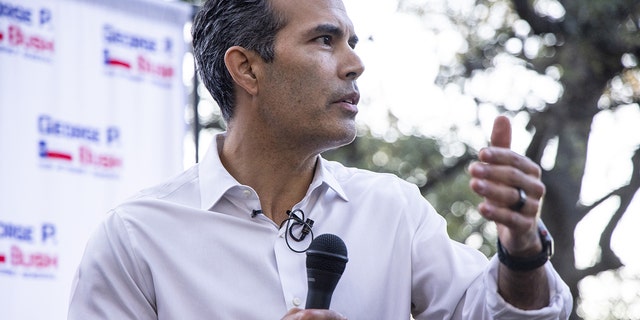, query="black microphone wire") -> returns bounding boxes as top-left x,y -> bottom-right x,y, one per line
279,209 -> 314,253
